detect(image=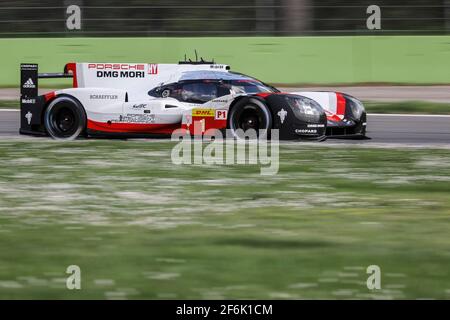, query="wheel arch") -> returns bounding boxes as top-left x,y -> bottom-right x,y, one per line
41,93 -> 87,125
43,93 -> 88,139
227,95 -> 273,128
